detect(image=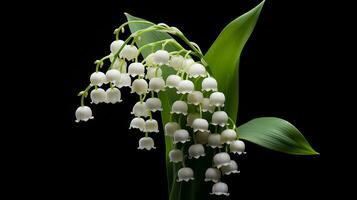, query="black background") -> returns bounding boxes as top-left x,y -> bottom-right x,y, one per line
9,0 -> 332,199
